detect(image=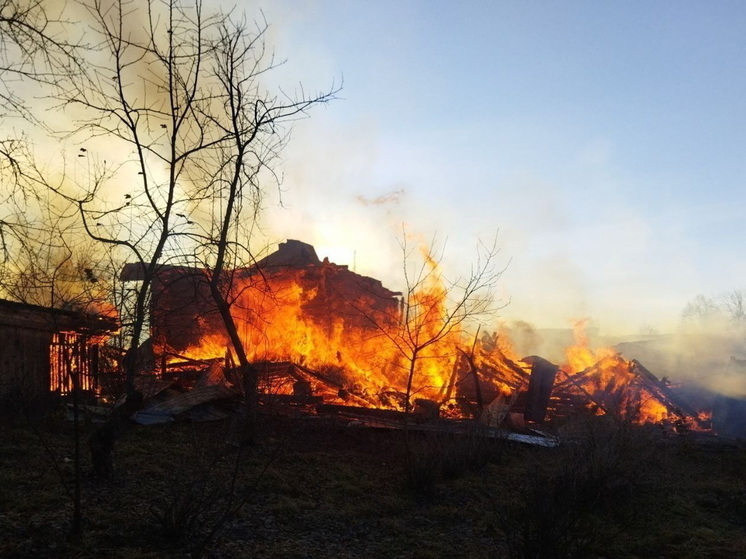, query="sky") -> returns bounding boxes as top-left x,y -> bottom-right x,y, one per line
230,0 -> 746,335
